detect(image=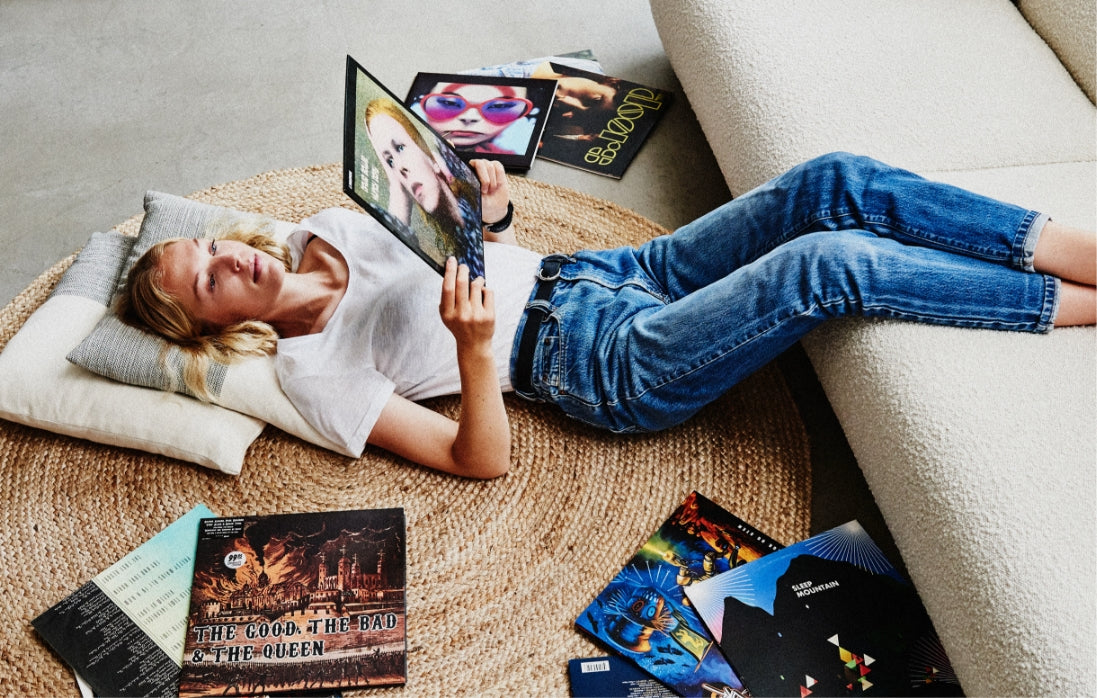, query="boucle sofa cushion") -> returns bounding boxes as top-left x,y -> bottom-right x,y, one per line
650,1 -> 1096,695
1019,0 -> 1097,102
651,0 -> 1095,197
801,163 -> 1095,698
